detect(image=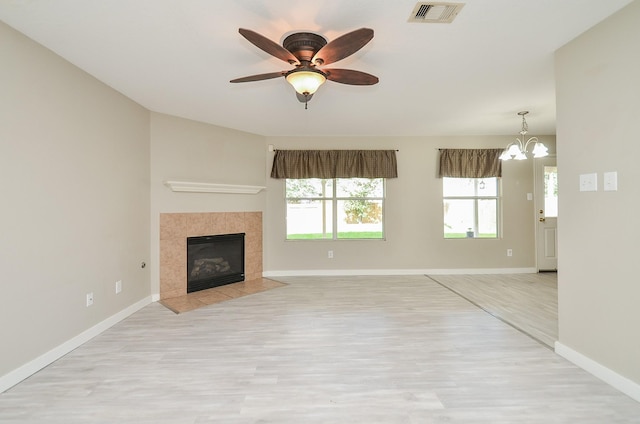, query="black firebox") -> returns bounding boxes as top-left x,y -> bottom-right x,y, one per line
186,233 -> 245,293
